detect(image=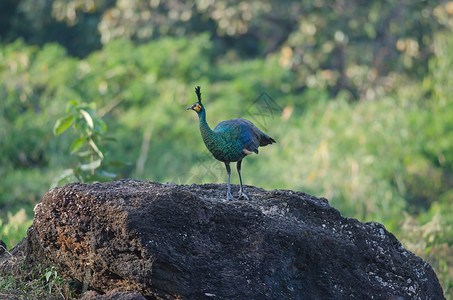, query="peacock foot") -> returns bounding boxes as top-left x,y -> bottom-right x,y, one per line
226,192 -> 236,201
238,189 -> 250,200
